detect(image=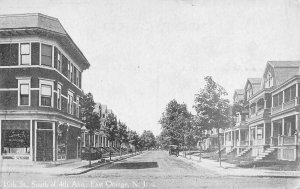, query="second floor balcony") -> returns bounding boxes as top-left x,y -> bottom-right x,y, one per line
271,97 -> 300,114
